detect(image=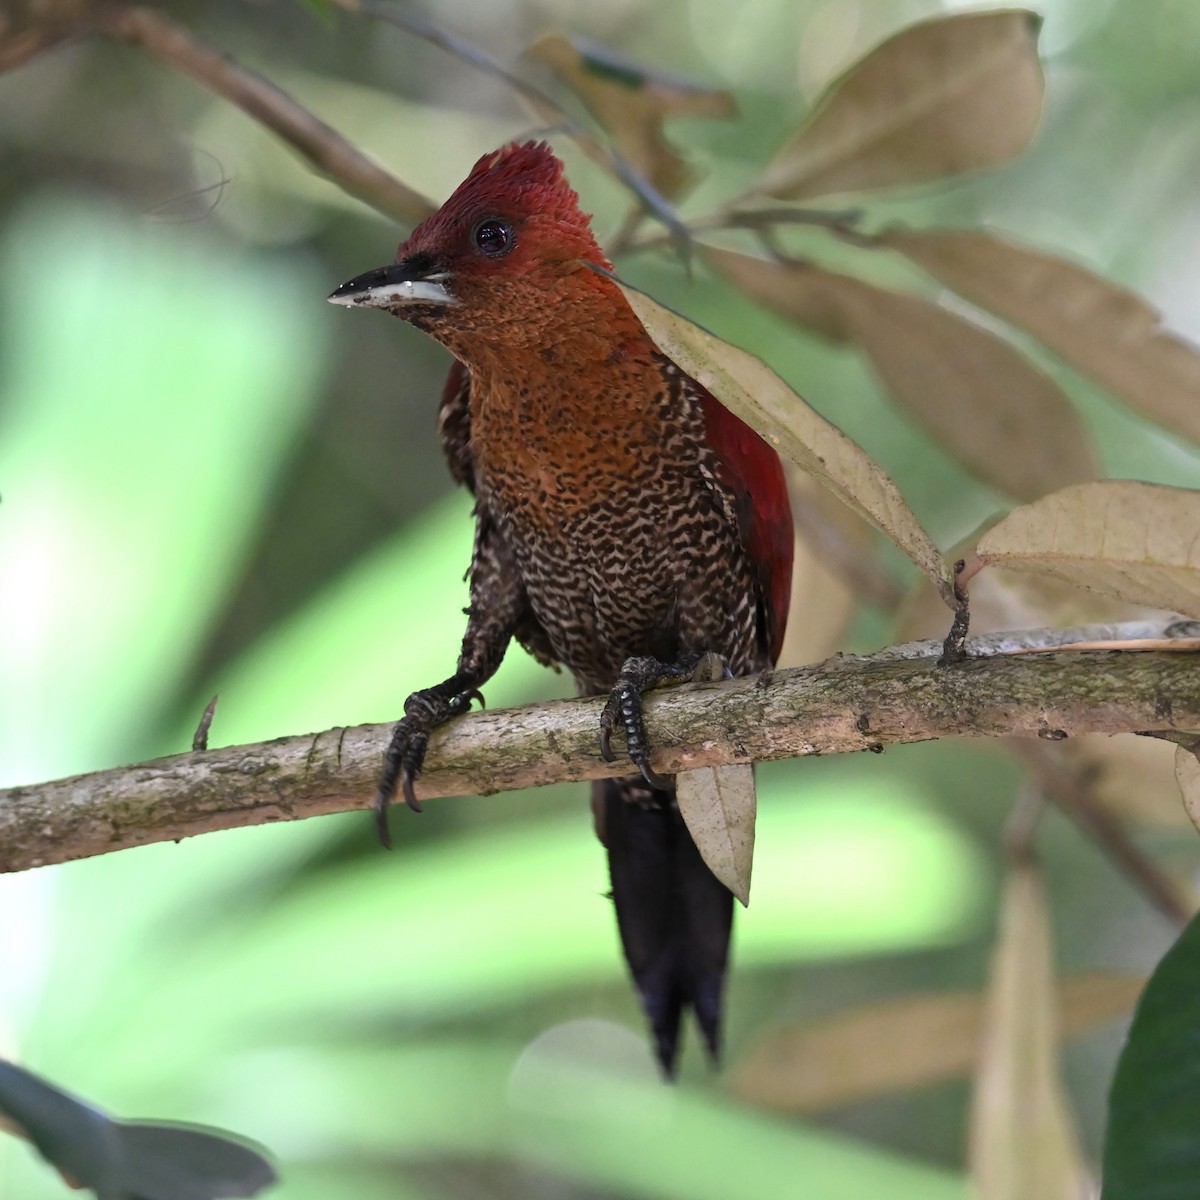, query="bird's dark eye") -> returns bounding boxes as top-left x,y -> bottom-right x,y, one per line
471,218 -> 515,258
